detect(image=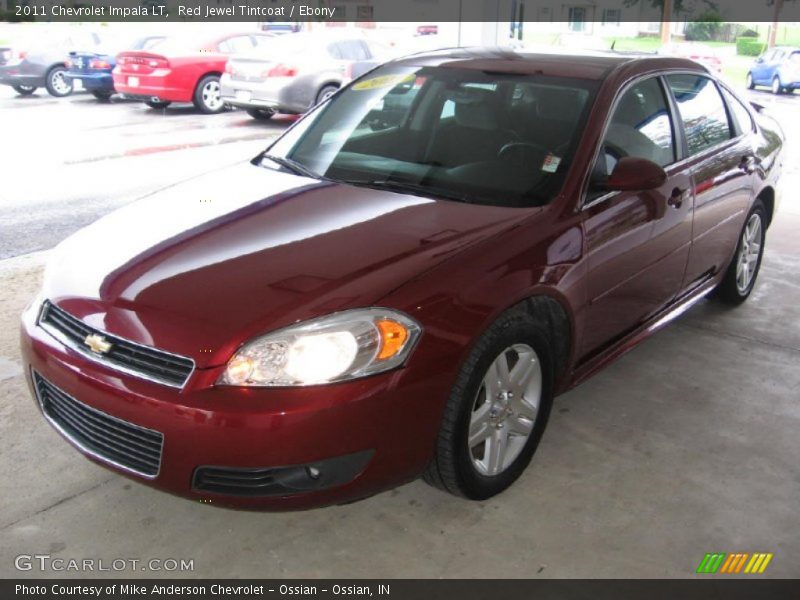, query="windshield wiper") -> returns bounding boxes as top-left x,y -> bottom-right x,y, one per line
350,179 -> 472,204
261,154 -> 322,180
